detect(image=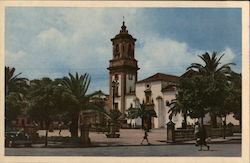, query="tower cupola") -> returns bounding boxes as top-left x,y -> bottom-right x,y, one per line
120,21 -> 128,34
110,21 -> 137,61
